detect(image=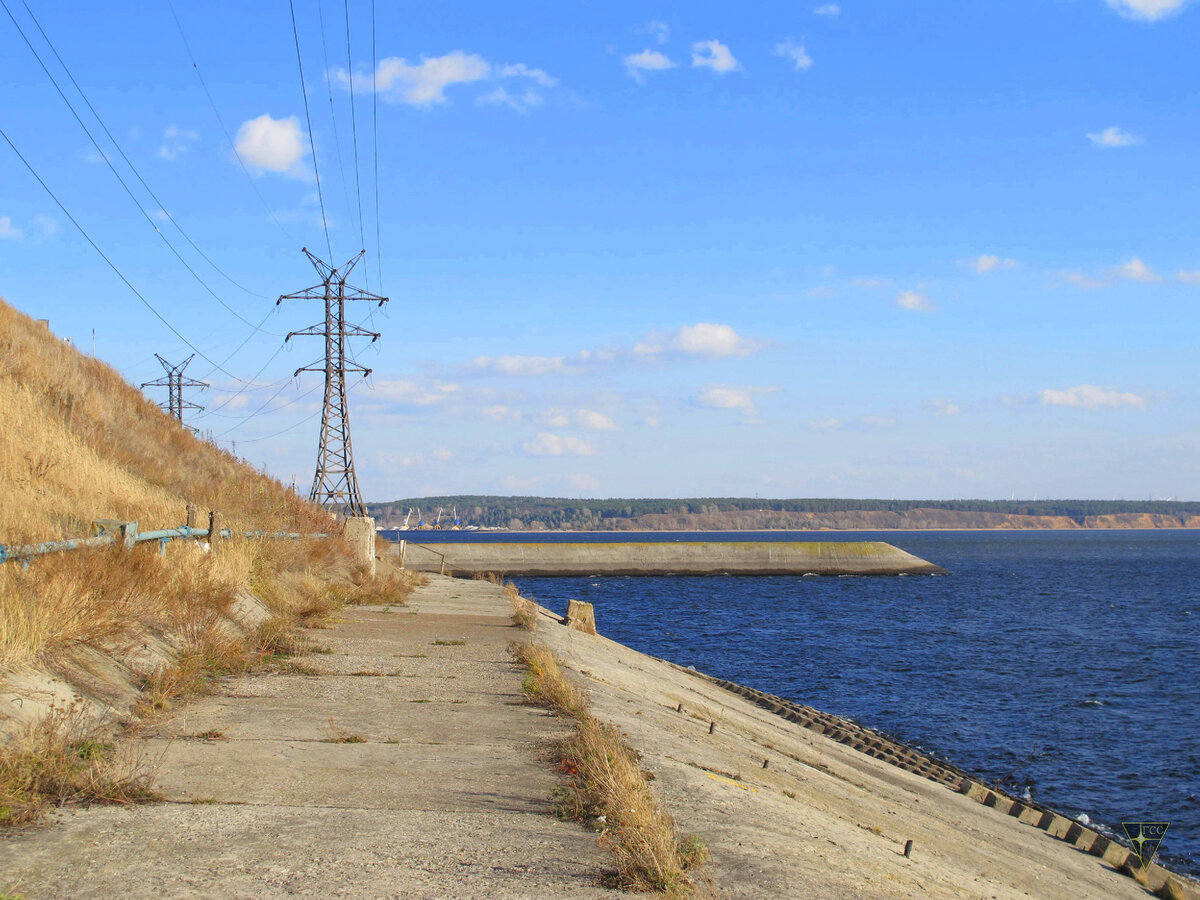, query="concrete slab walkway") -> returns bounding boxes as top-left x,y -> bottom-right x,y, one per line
0,575 -> 617,899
